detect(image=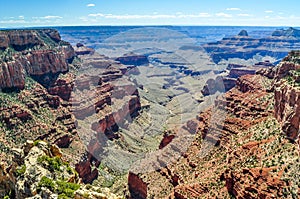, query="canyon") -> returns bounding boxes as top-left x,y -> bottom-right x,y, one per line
0,29 -> 143,198
127,51 -> 300,198
0,28 -> 299,199
203,28 -> 300,64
